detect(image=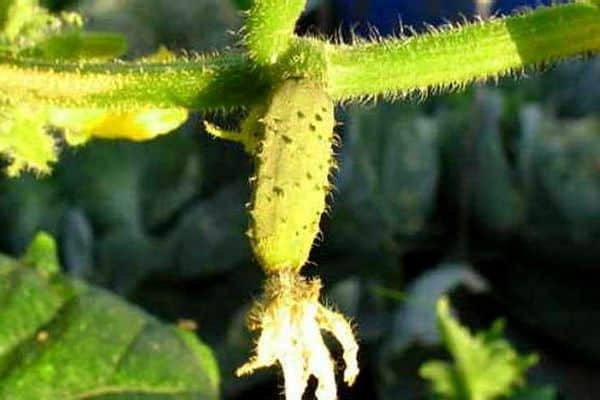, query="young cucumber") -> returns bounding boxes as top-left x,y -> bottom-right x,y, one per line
249,79 -> 335,273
